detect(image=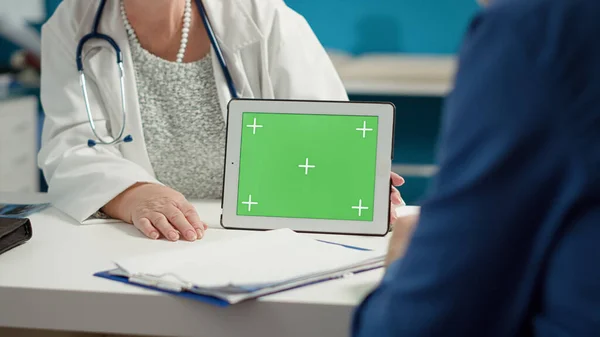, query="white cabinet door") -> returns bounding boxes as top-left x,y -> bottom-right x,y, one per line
0,96 -> 38,192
